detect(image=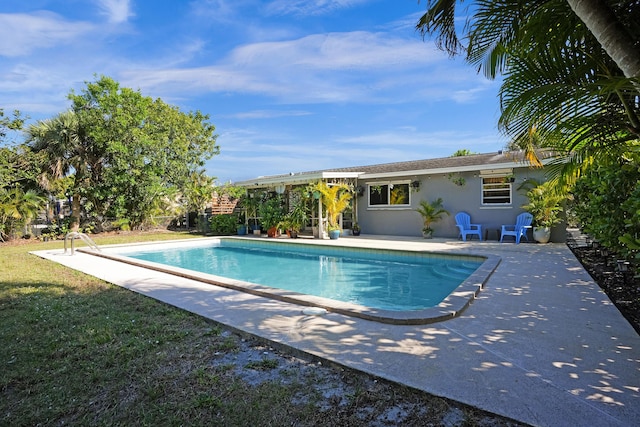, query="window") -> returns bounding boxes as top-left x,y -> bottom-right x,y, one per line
482,177 -> 511,205
368,183 -> 410,207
